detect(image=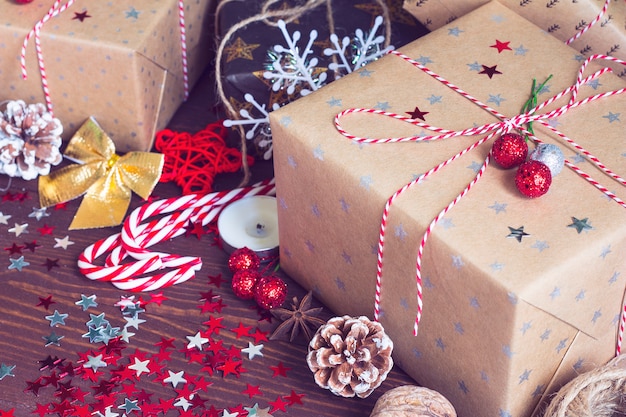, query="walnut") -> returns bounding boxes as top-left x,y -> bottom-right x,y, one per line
370,385 -> 457,417
0,100 -> 63,180
306,315 -> 393,398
